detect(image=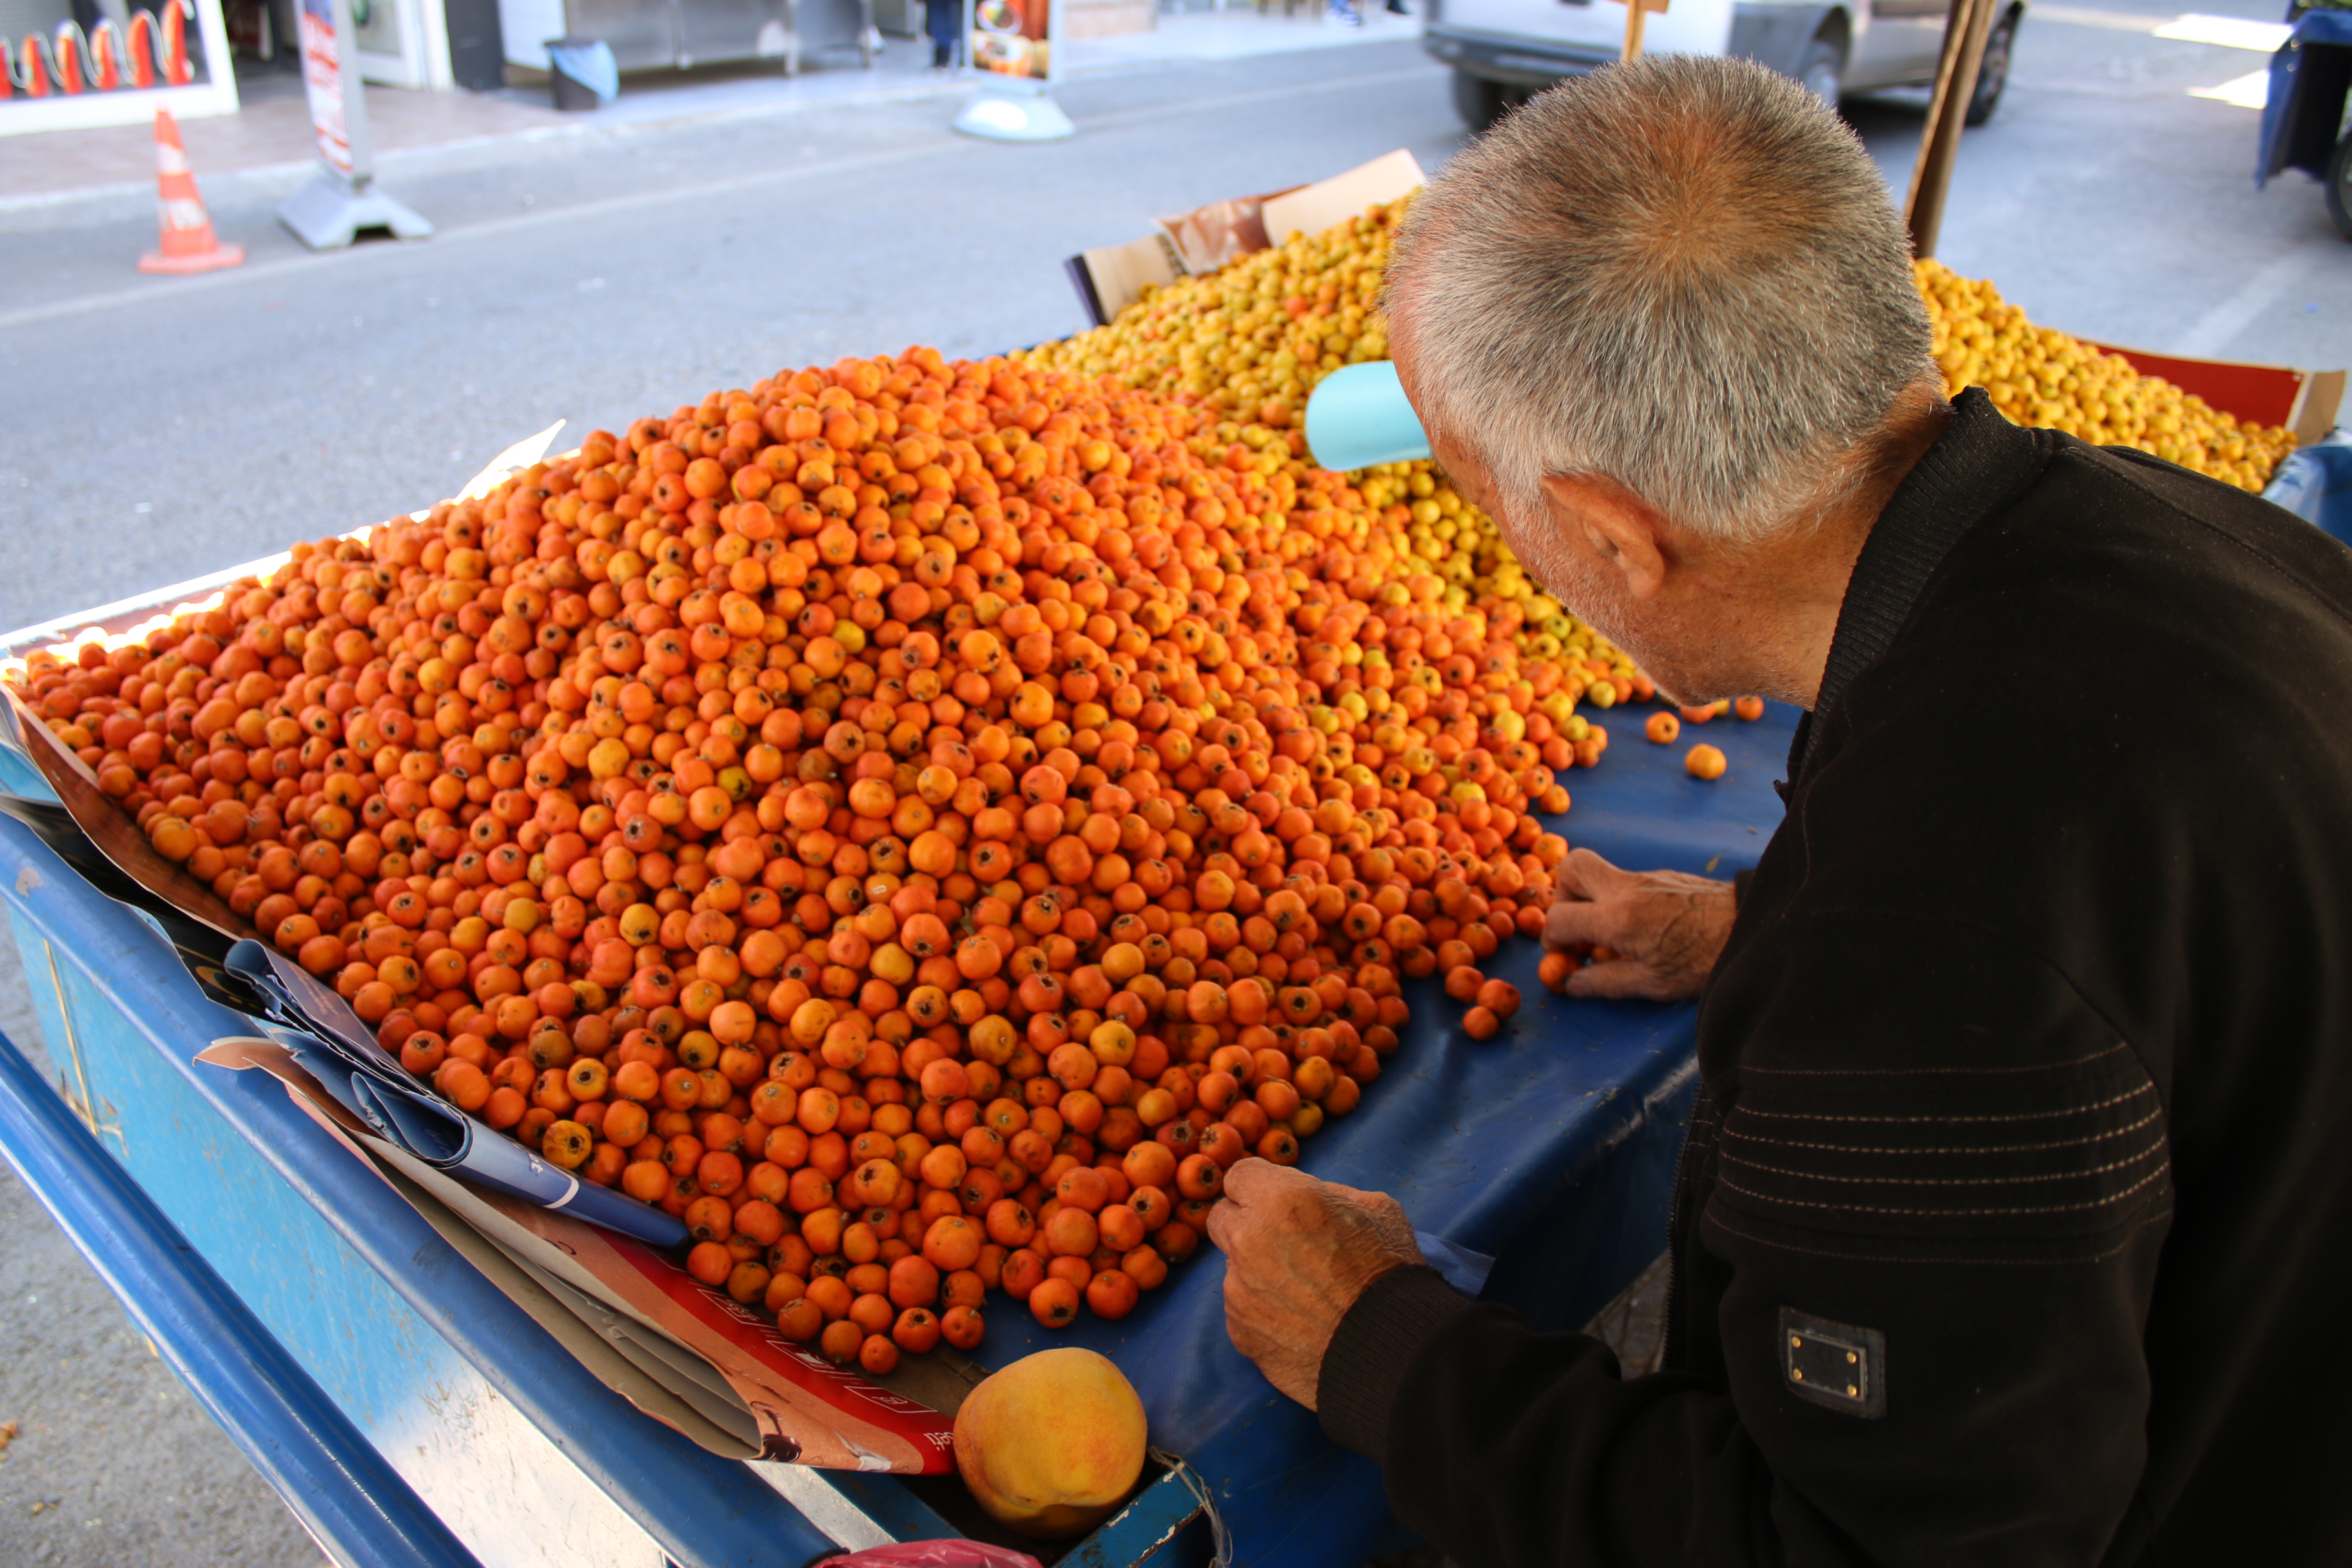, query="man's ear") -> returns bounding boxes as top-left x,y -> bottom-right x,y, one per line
1540,473 -> 1670,600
